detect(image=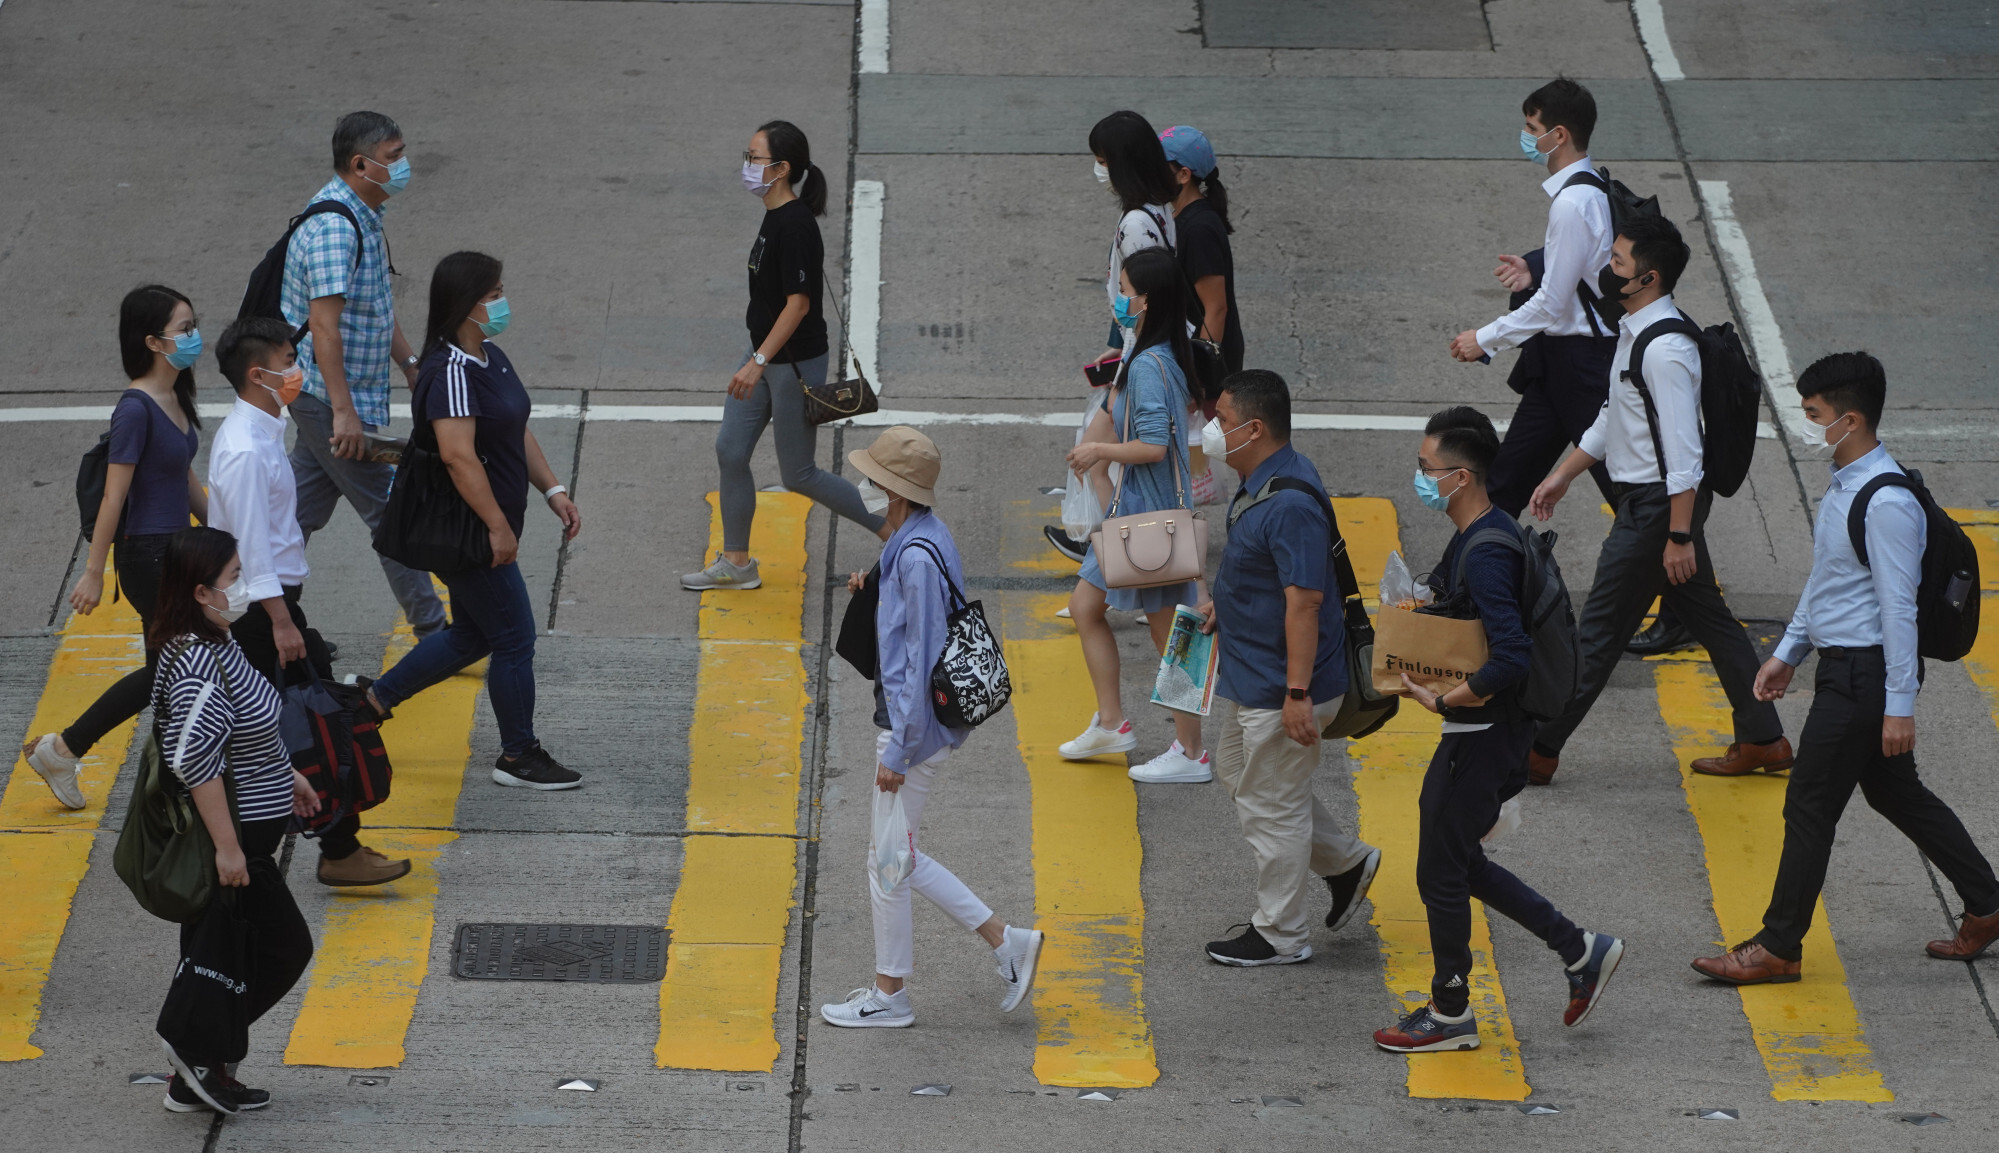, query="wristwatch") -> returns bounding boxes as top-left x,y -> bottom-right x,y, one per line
1288,686 -> 1309,702
402,354 -> 419,369
751,351 -> 769,367
1668,530 -> 1693,545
